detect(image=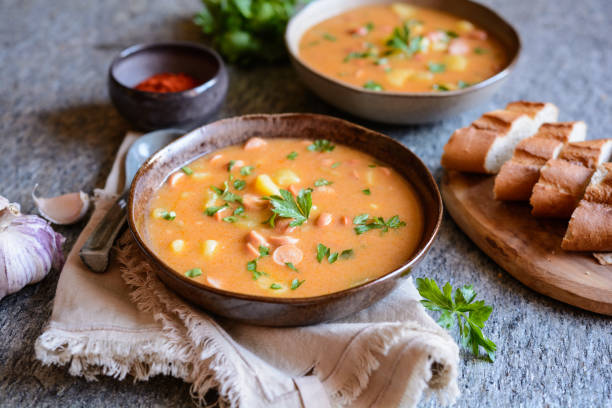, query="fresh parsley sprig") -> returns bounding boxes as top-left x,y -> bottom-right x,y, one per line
353,214 -> 406,235
307,139 -> 335,152
265,188 -> 312,227
416,278 -> 497,362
